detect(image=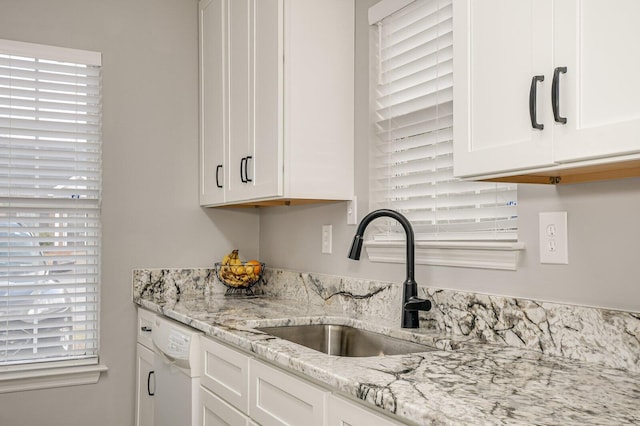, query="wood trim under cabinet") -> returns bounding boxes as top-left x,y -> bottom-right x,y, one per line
478,158 -> 640,185
214,198 -> 346,208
